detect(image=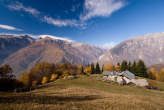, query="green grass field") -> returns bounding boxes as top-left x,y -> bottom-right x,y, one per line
1,75 -> 164,110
